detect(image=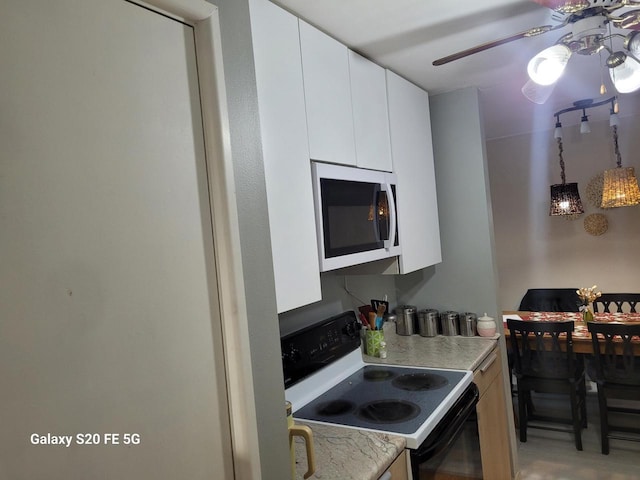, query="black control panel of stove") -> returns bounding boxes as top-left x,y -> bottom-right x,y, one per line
281,311 -> 362,388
